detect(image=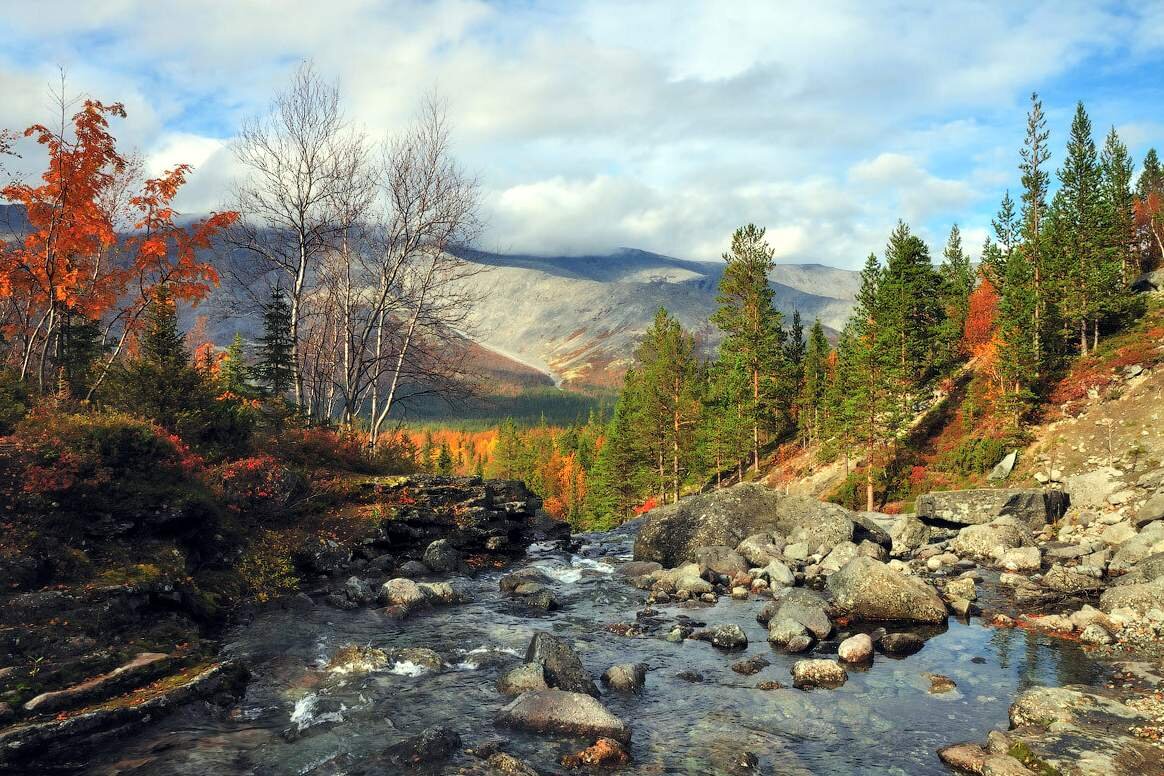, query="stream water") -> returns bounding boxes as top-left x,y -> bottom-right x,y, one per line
89,524 -> 1103,775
